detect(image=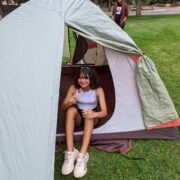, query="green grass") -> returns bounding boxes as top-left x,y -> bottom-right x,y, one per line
56,15 -> 180,180
126,15 -> 180,113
